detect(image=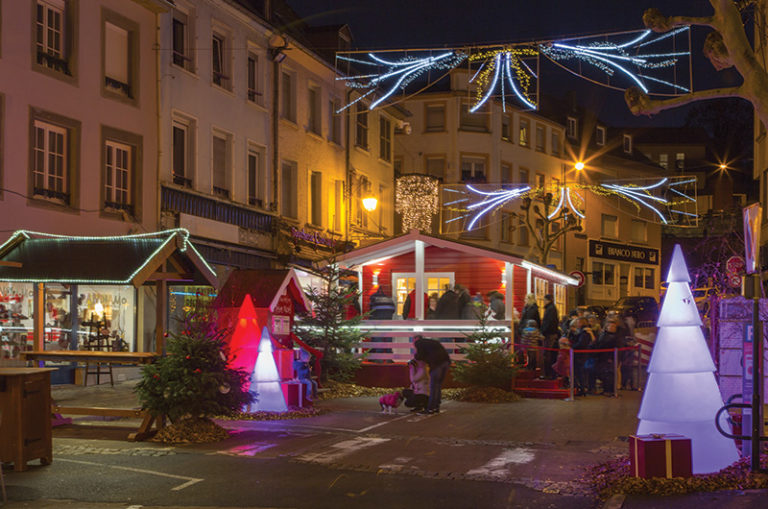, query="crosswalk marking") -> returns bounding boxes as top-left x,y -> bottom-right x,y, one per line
298,437 -> 390,464
465,448 -> 535,478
